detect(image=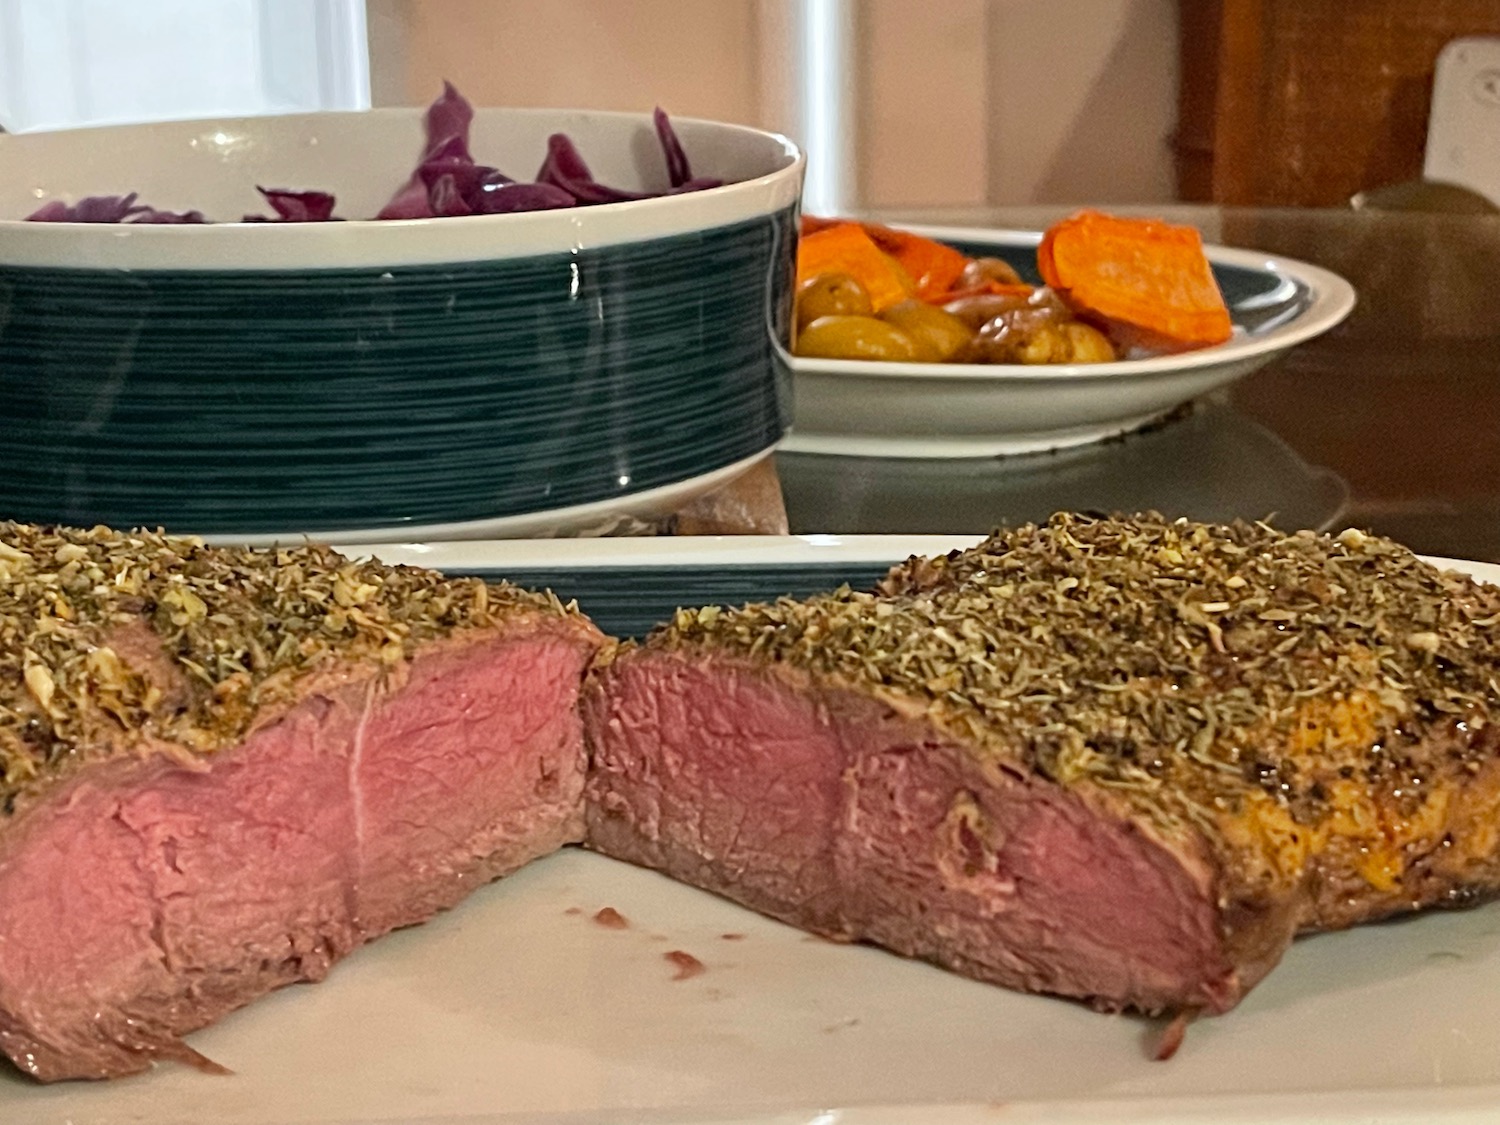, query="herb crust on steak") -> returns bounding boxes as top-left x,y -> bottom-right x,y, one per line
0,522 -> 578,814
653,513 -> 1500,923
